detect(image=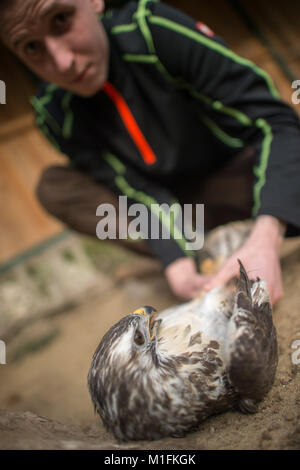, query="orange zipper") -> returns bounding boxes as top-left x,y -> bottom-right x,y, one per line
103,81 -> 157,165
